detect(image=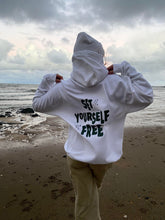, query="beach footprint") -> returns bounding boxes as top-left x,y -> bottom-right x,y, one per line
20,198 -> 34,212
51,181 -> 73,200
